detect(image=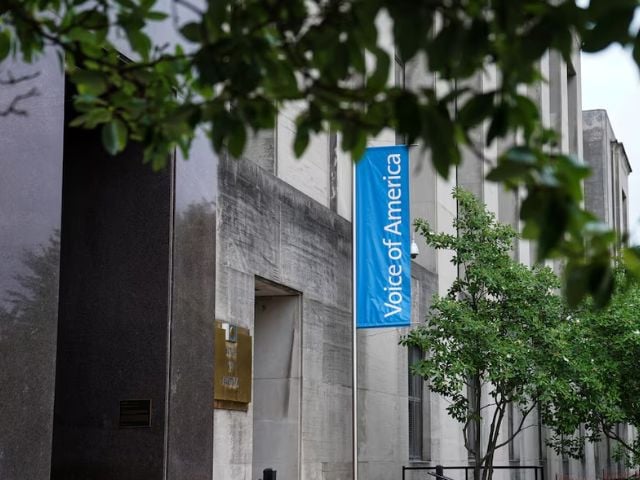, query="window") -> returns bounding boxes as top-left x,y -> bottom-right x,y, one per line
467,378 -> 480,461
408,346 -> 423,461
508,403 -> 520,463
622,191 -> 629,240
